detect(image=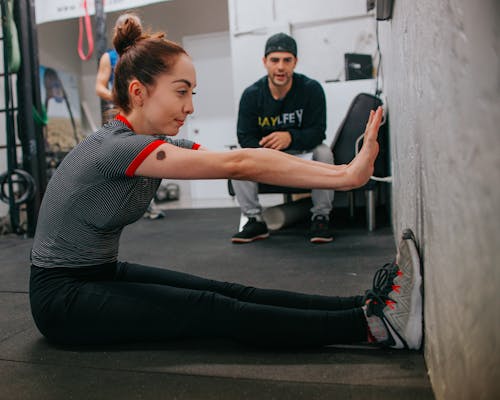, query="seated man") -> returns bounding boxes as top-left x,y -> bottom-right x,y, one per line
232,33 -> 334,244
